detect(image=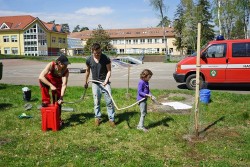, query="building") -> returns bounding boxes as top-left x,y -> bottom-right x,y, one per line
66,37 -> 84,56
0,15 -> 67,56
68,27 -> 180,55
